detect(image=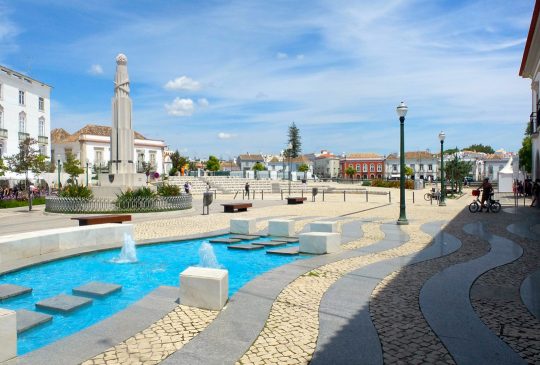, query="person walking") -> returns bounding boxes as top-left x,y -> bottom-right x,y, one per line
245,182 -> 250,199
531,179 -> 540,207
479,177 -> 493,212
